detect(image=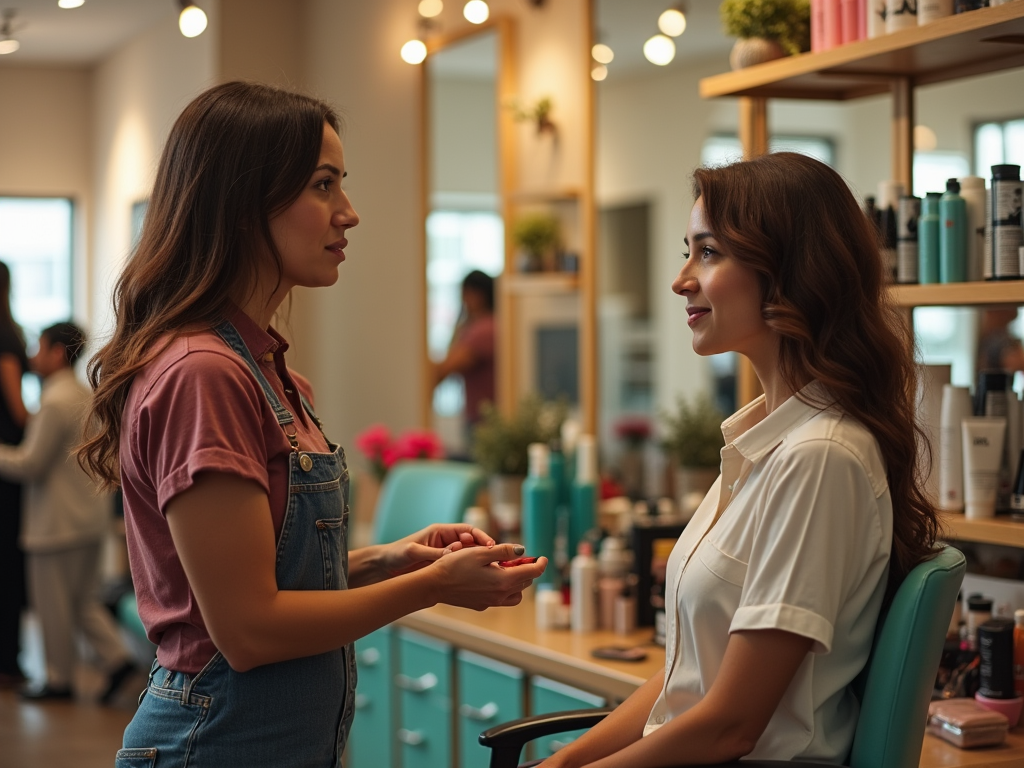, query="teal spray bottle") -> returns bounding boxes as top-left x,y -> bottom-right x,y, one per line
569,434 -> 598,563
521,443 -> 556,584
